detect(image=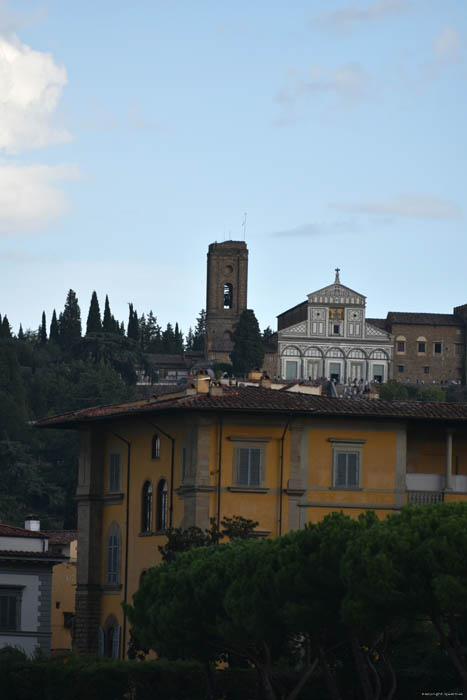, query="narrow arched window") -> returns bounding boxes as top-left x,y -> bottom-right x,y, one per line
151,434 -> 160,459
106,523 -> 121,585
223,283 -> 233,309
156,479 -> 168,531
141,481 -> 153,532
